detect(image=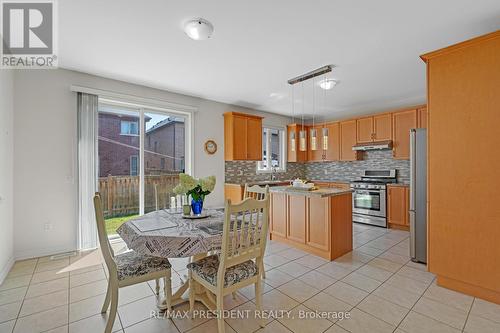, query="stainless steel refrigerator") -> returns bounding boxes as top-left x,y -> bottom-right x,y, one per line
409,128 -> 427,263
